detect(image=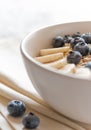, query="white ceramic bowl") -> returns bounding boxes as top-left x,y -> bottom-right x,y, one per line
21,21 -> 91,124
